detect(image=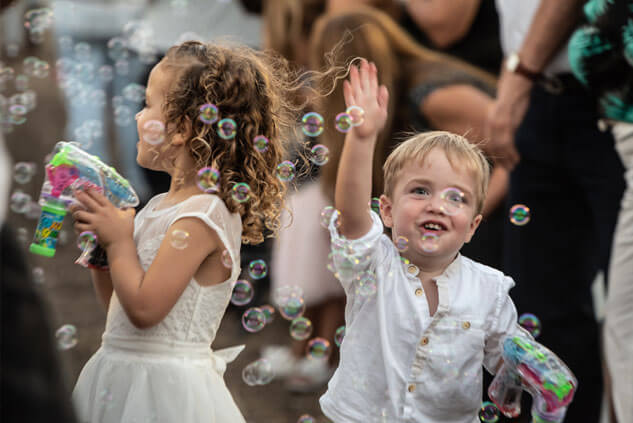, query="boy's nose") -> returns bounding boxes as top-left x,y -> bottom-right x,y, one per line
425,195 -> 445,214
